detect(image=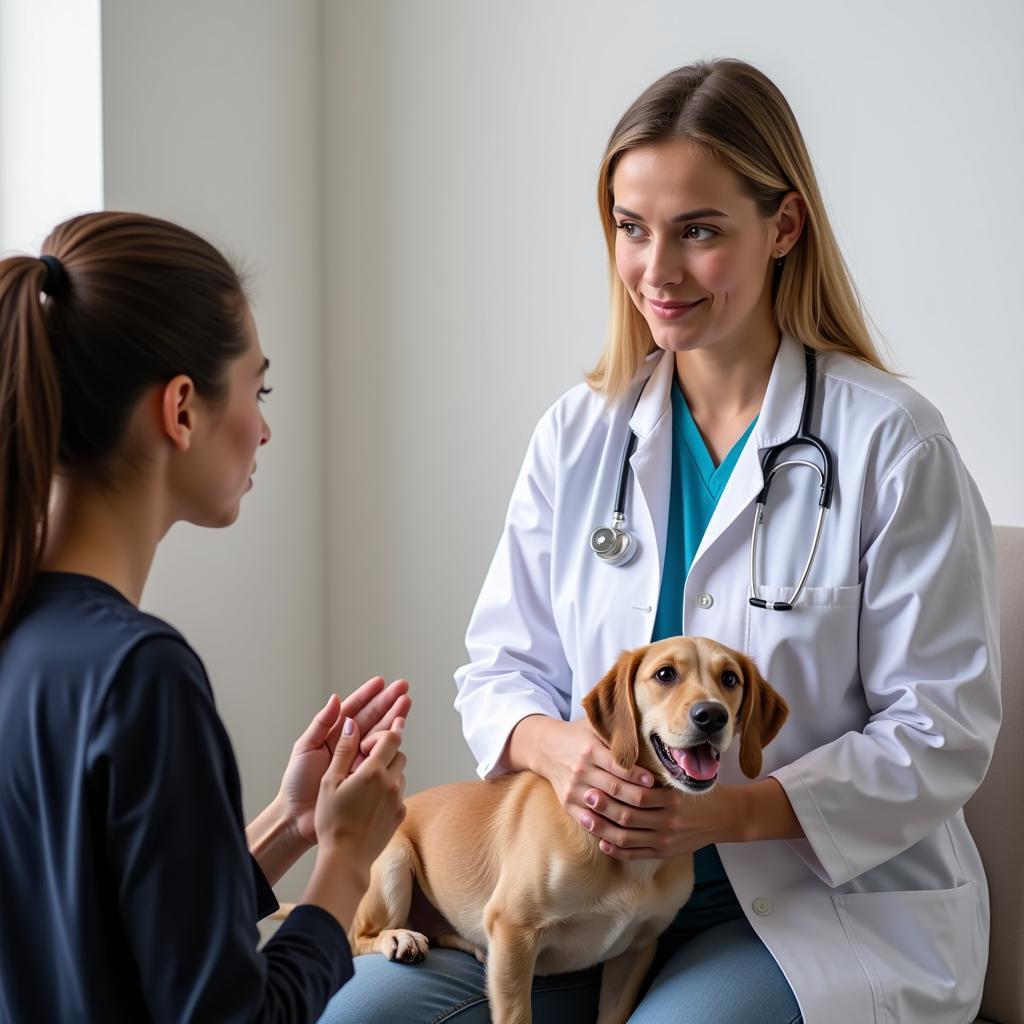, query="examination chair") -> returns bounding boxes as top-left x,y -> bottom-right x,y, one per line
967,524 -> 1023,1024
